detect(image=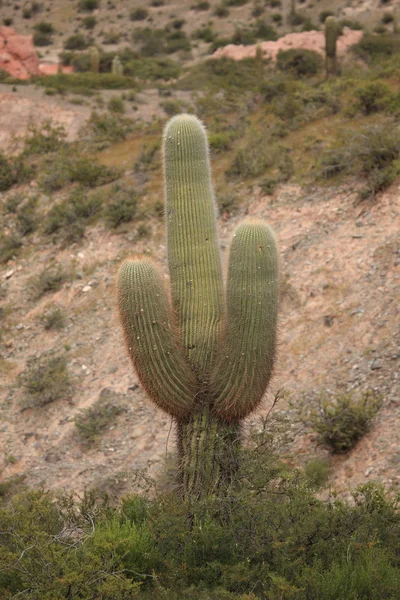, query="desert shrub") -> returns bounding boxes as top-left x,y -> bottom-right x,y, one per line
0,429 -> 399,600
208,131 -> 231,152
0,153 -> 15,191
44,187 -> 103,241
227,130 -> 290,179
339,18 -> 363,30
64,33 -> 88,50
300,391 -> 382,453
23,121 -> 66,156
352,33 -> 400,62
254,20 -> 278,40
83,15 -> 96,29
83,111 -> 134,147
214,4 -> 229,17
29,264 -> 70,299
75,390 -> 125,443
130,7 -> 148,20
0,234 -> 22,263
353,81 -> 393,114
108,95 -> 125,113
4,193 -> 23,213
317,121 -> 400,198
161,98 -> 183,116
37,72 -> 136,95
41,306 -> 65,330
227,0 -> 248,5
19,353 -> 71,408
192,26 -> 215,43
304,457 -> 331,488
178,57 -> 263,92
124,56 -> 181,81
16,198 -> 38,236
3,18 -> 13,26
41,152 -> 119,192
104,183 -> 139,228
34,21 -> 54,34
78,0 -> 99,11
276,48 -> 323,77
231,27 -> 257,45
194,1 -> 210,10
